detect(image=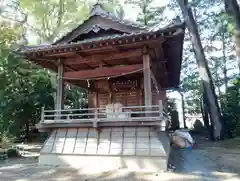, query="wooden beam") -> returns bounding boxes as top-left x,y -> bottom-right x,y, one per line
46,52 -> 74,57
27,38 -> 164,59
56,60 -> 64,110
143,53 -> 152,112
153,38 -> 164,61
64,64 -> 143,80
64,49 -> 142,65
84,63 -> 93,69
150,70 -> 160,94
152,41 -> 169,87
65,64 -> 78,71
